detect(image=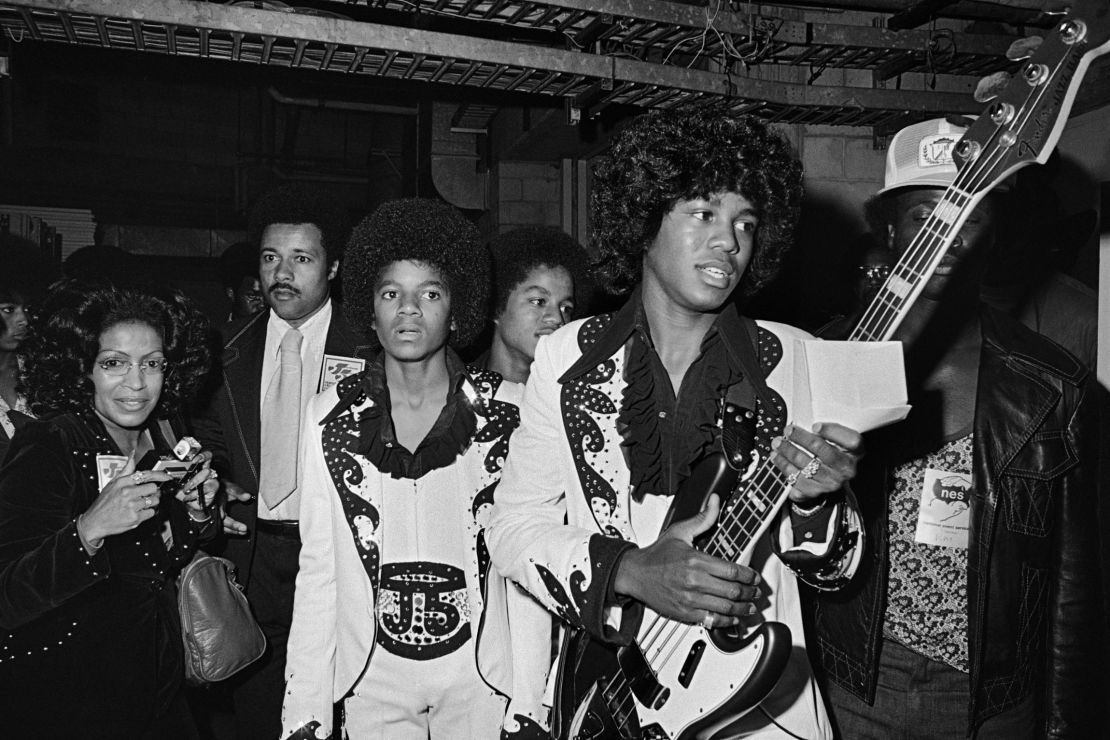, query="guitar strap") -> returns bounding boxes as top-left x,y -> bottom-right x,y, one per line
718,317 -> 776,467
